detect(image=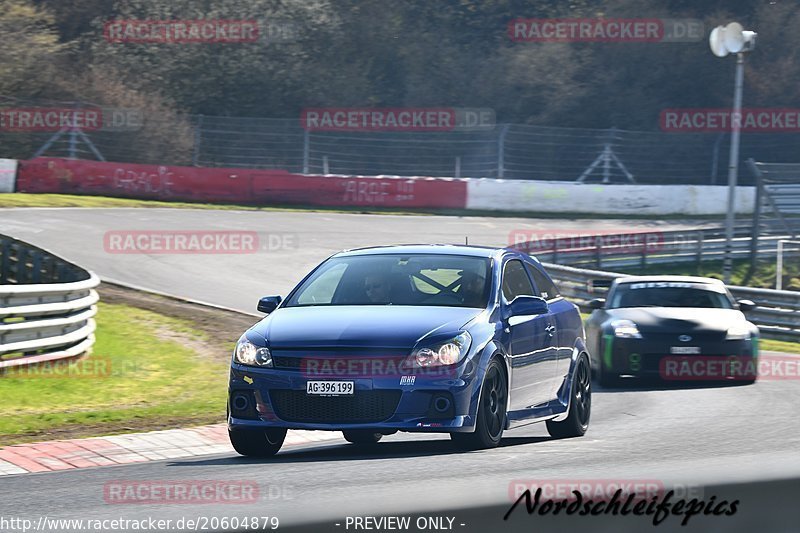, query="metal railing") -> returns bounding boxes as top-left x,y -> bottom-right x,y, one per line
514,226 -> 794,271
0,235 -> 98,370
543,262 -> 800,340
